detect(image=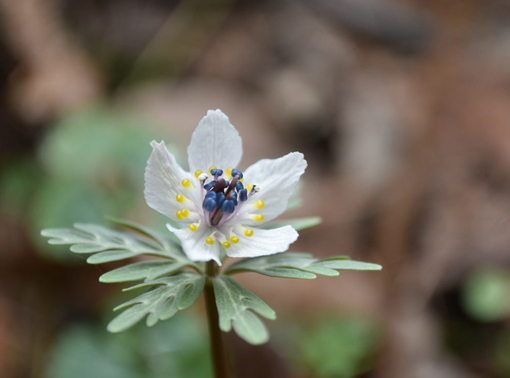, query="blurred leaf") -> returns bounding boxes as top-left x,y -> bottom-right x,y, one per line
106,216 -> 182,248
224,252 -> 382,279
462,268 -> 510,322
108,271 -> 205,332
493,327 -> 510,377
100,261 -> 190,283
45,315 -> 212,378
213,275 -> 276,345
295,317 -> 379,378
264,216 -> 322,231
41,223 -> 188,264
